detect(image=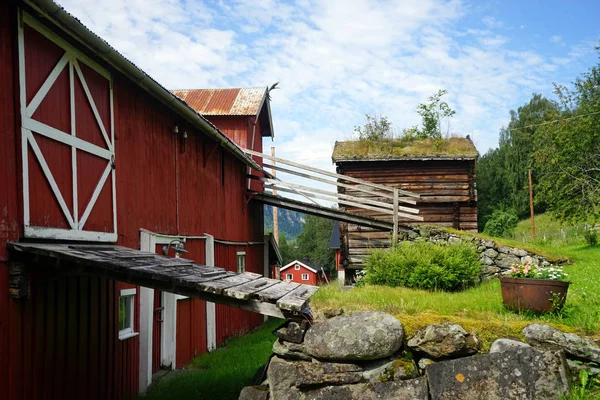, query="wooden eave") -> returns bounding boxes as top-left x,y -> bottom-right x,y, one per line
7,242 -> 318,319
